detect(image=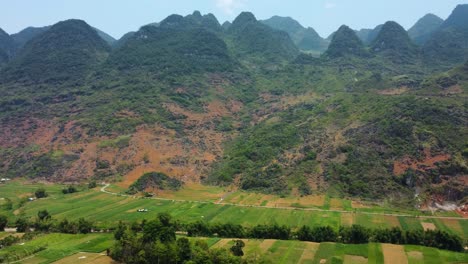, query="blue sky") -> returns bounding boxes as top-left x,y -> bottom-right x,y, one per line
2,0 -> 467,39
